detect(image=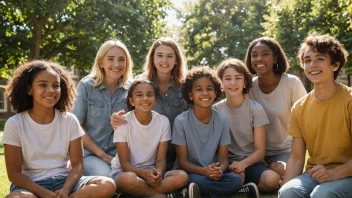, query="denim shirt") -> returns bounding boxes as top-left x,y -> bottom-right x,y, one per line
72,77 -> 128,157
151,77 -> 187,128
